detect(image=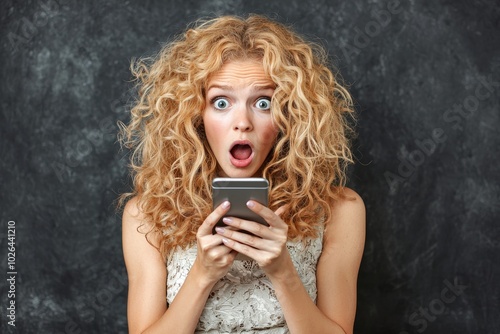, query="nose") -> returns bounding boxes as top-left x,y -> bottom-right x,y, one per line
233,106 -> 253,132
